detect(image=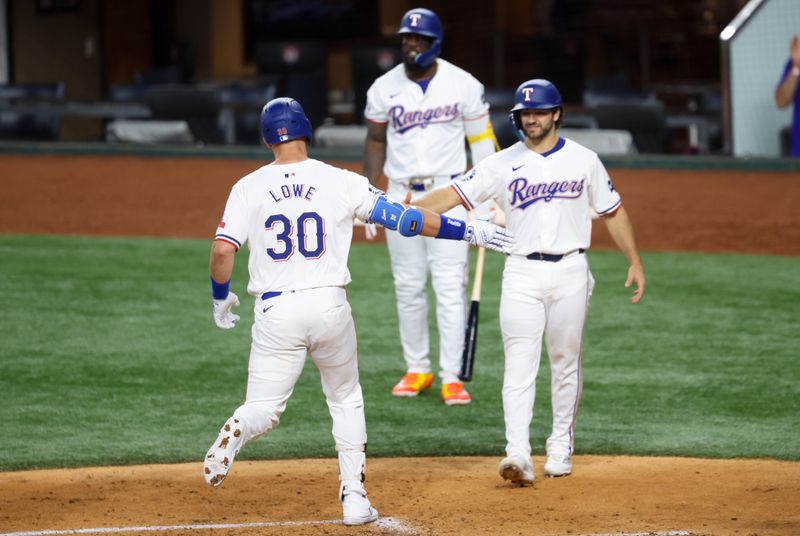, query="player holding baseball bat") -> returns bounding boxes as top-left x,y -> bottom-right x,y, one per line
459,244 -> 484,382
363,7 -> 500,406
